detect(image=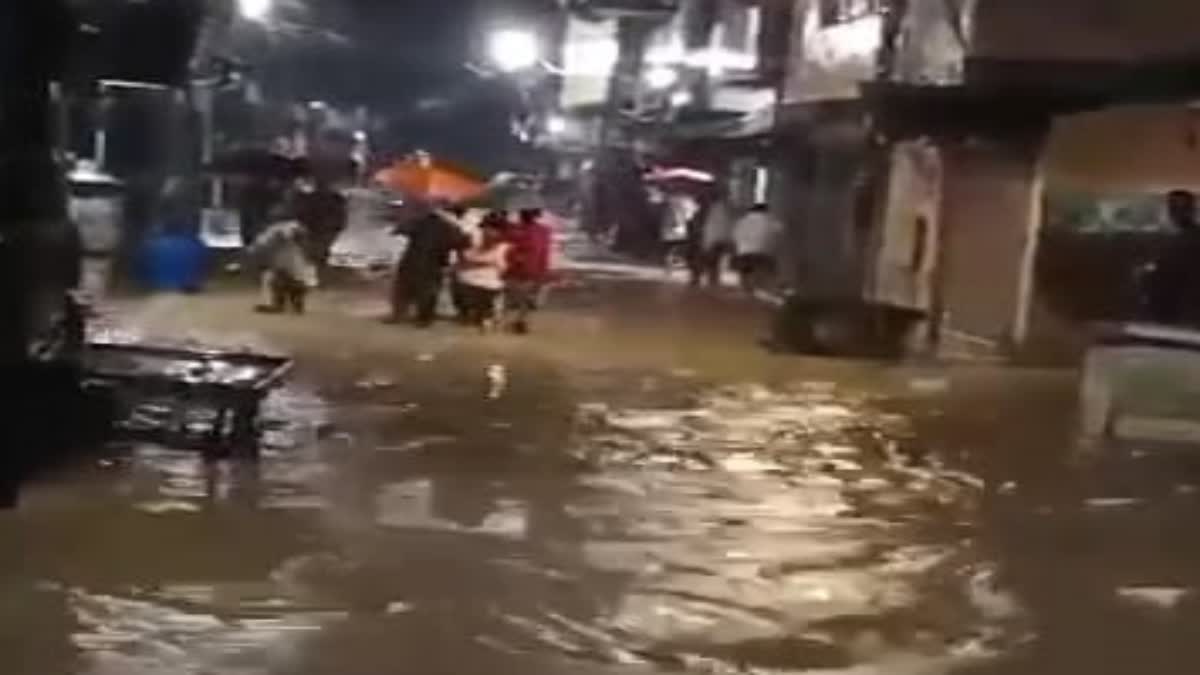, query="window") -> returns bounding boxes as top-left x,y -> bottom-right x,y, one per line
819,0 -> 883,26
